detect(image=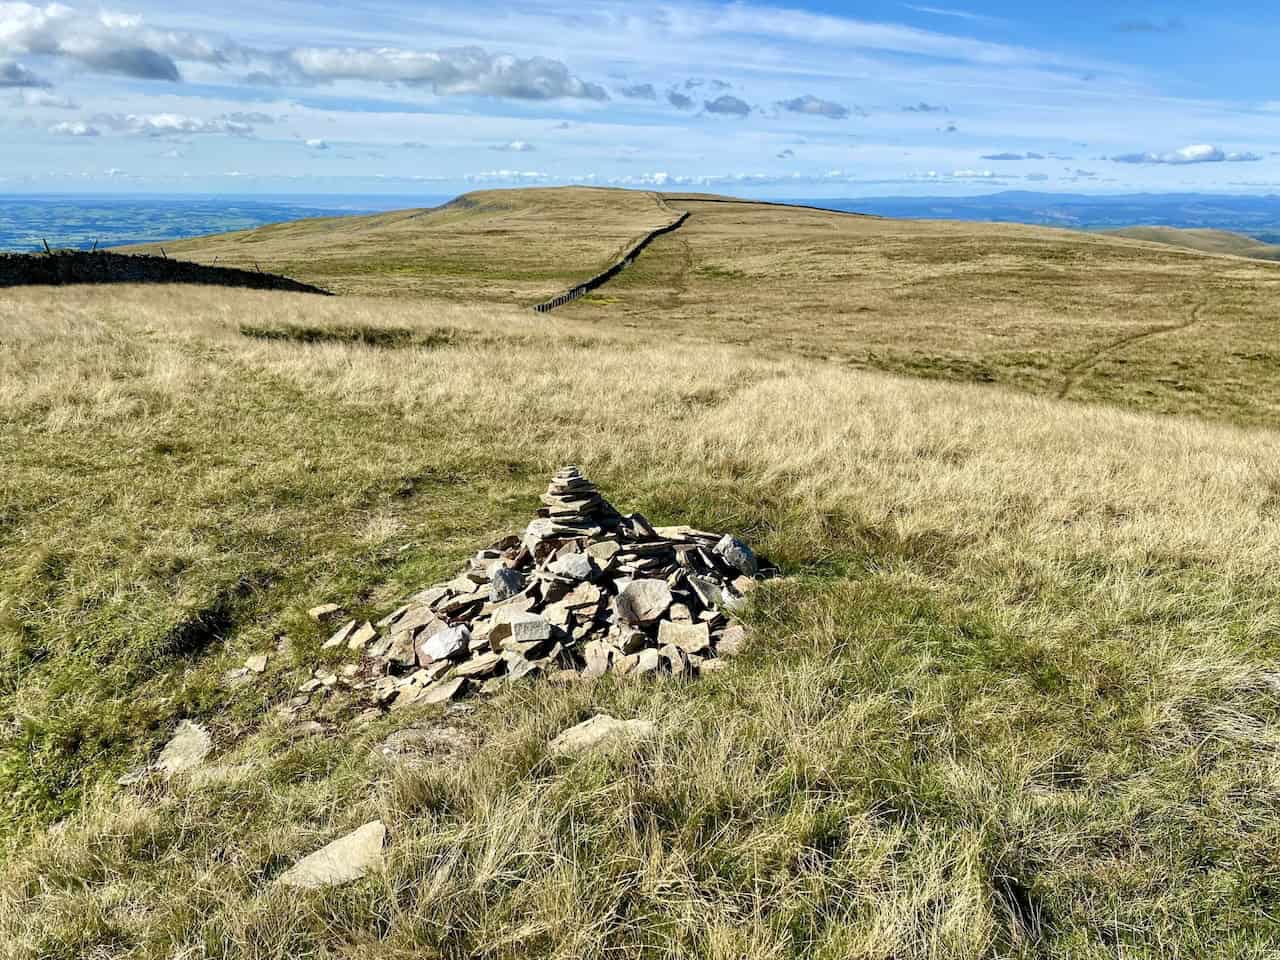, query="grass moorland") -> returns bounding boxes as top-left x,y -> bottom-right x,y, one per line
116,187 -> 679,302
3,270 -> 1280,957
130,187 -> 1280,427
1108,226 -> 1280,263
